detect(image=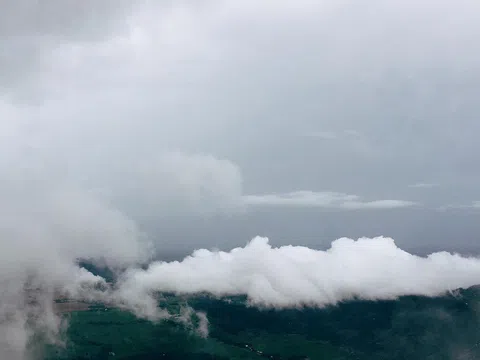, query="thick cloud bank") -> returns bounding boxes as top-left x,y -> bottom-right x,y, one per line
118,236 -> 480,310
3,229 -> 480,358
